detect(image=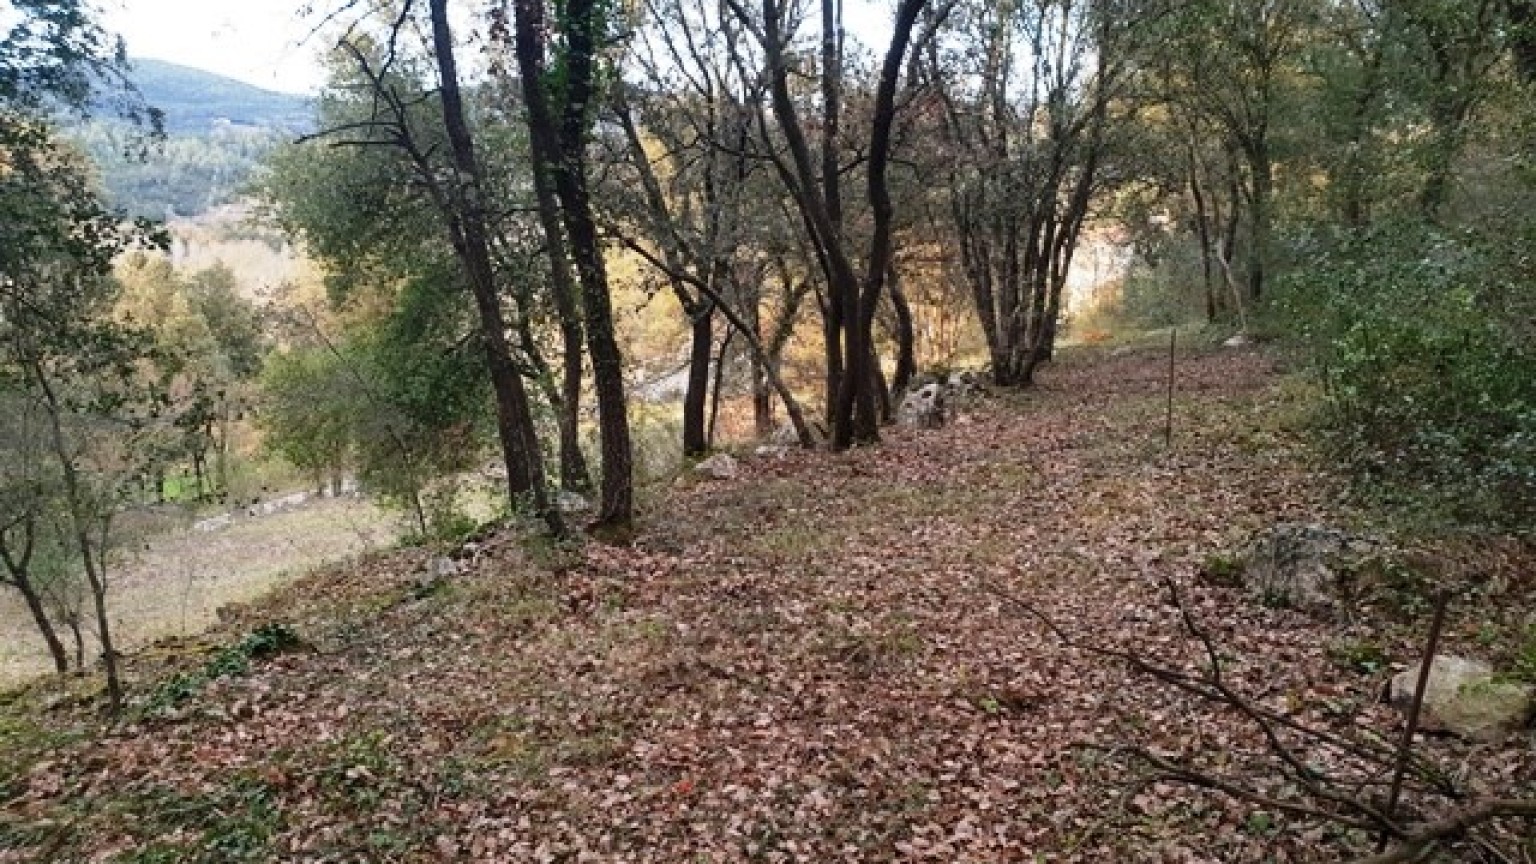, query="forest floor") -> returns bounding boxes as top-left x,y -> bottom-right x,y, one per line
1,341 -> 1533,863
